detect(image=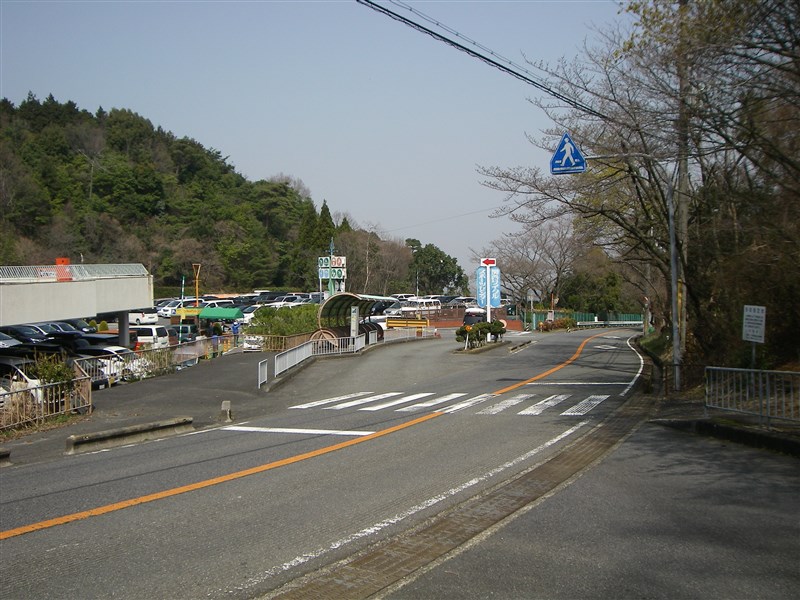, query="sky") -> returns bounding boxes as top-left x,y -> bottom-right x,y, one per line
1,0 -> 628,272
